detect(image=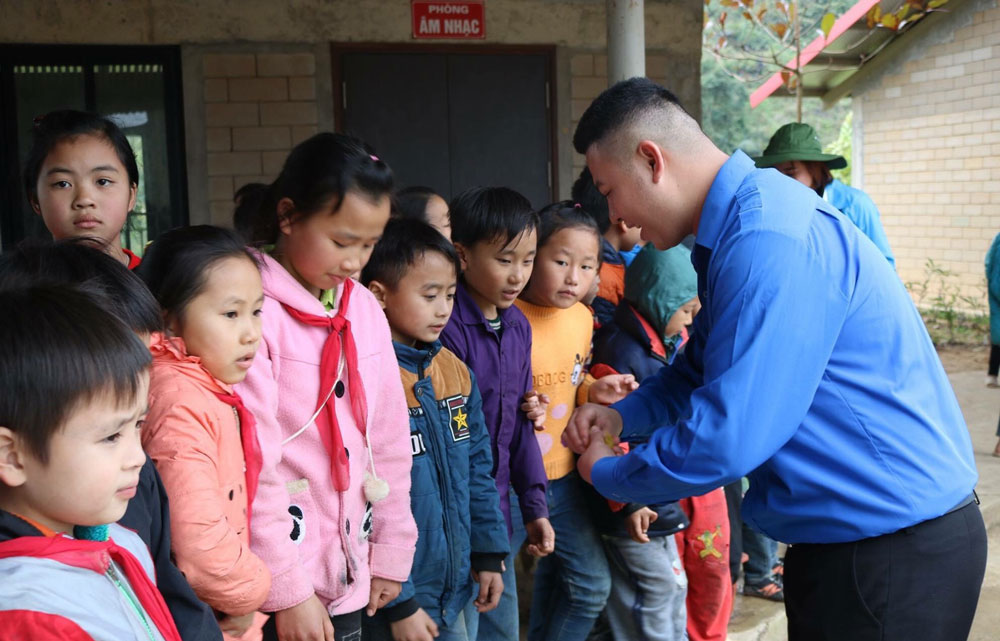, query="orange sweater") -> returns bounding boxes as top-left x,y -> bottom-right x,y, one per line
515,300 -> 594,480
